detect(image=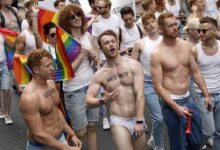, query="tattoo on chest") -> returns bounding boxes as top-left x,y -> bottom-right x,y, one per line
44,88 -> 56,98
106,72 -> 128,83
